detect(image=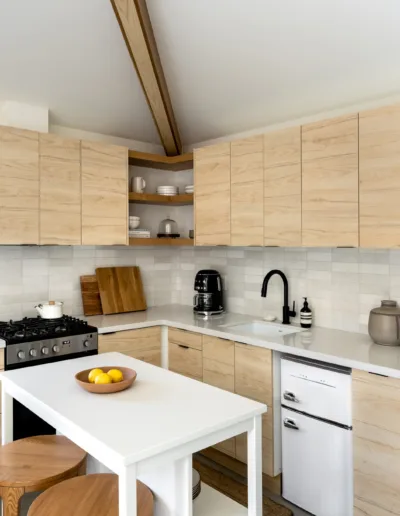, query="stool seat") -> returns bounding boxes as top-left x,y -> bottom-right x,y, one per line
28,474 -> 153,516
0,435 -> 86,489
